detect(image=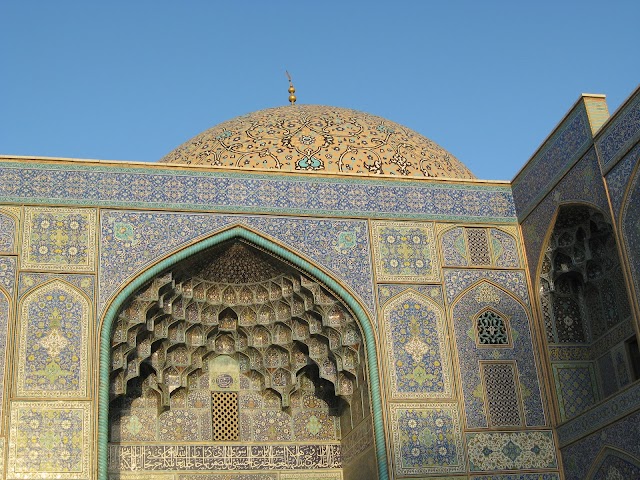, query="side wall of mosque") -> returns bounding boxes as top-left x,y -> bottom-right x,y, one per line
514,90 -> 640,480
0,86 -> 637,480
